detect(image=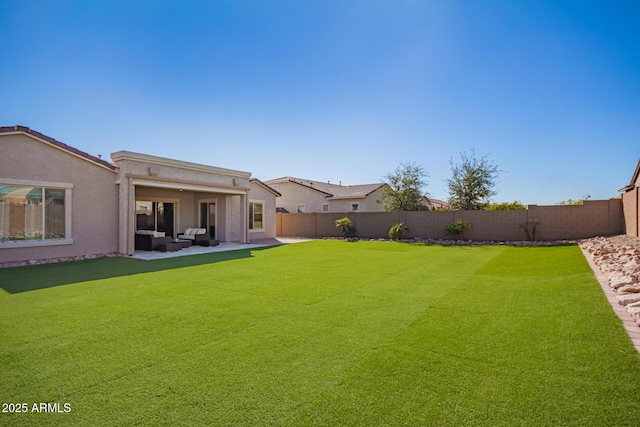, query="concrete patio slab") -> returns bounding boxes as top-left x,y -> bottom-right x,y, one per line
130,238 -> 313,261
